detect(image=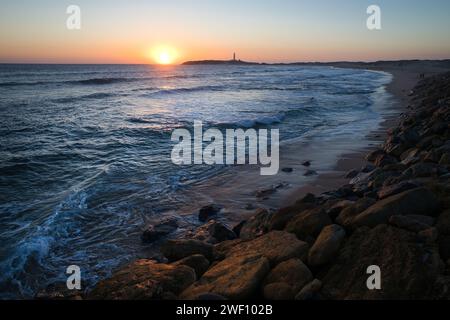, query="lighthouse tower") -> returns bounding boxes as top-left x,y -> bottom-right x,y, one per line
233,52 -> 236,61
